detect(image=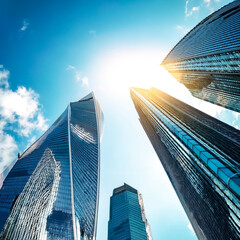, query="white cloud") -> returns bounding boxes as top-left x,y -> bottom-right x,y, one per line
0,86 -> 48,136
75,71 -> 81,82
0,69 -> 9,88
185,0 -> 200,17
232,112 -> 240,129
186,95 -> 240,130
28,136 -> 37,146
215,109 -> 240,130
203,0 -> 212,11
190,96 -> 223,118
89,30 -> 96,35
0,130 -> 18,174
66,65 -> 89,86
203,0 -> 221,12
20,19 -> 30,31
36,113 -> 48,130
176,25 -> 190,35
0,66 -> 48,173
81,77 -> 89,86
66,65 -> 75,71
0,87 -> 38,121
